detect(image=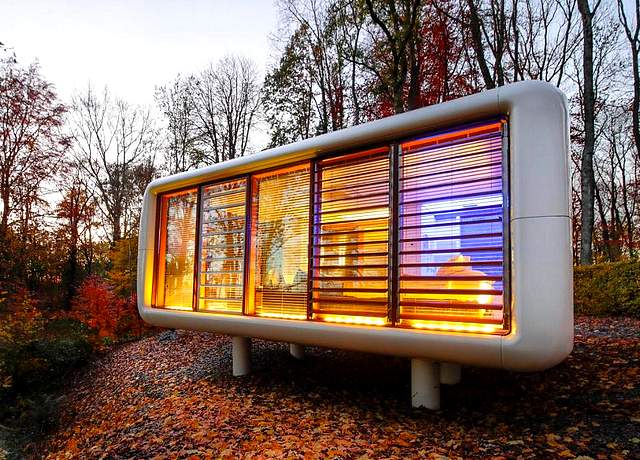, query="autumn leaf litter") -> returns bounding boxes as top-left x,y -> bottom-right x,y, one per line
35,316 -> 639,459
